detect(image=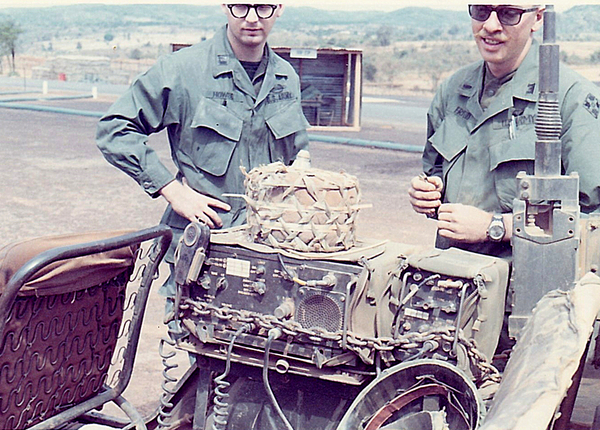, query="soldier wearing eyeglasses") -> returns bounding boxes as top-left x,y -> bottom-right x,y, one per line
97,2 -> 306,232
408,4 -> 600,259
96,3 -> 308,332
